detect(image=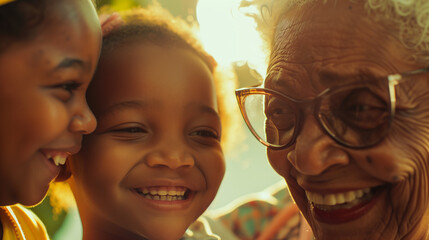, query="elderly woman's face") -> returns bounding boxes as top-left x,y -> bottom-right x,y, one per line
266,1 -> 429,239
